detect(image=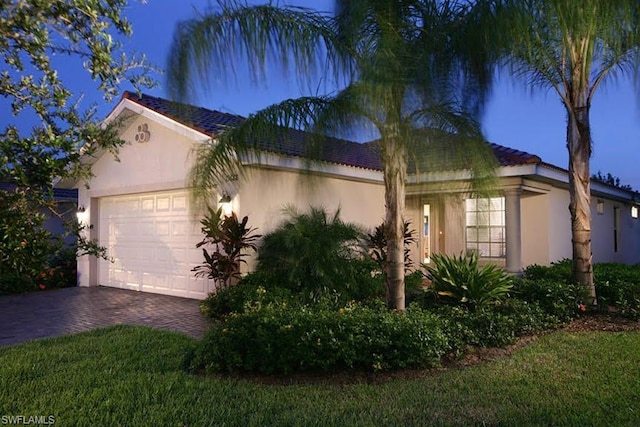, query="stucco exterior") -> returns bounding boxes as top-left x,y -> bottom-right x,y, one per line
73,92 -> 640,299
